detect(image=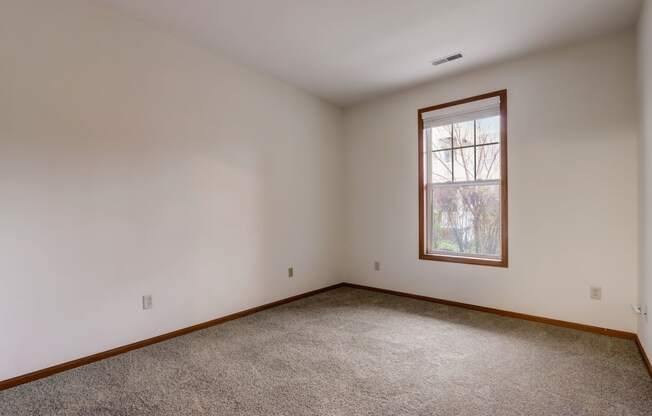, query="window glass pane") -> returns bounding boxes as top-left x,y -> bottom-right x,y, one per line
431,150 -> 452,183
476,115 -> 500,144
453,120 -> 474,147
430,125 -> 452,150
476,144 -> 500,180
453,147 -> 474,182
430,183 -> 501,257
